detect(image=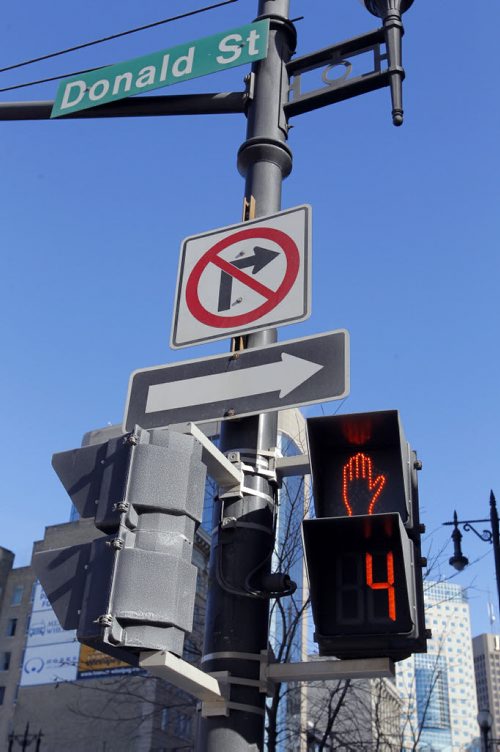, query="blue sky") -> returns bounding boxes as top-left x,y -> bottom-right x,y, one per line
1,0 -> 499,639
